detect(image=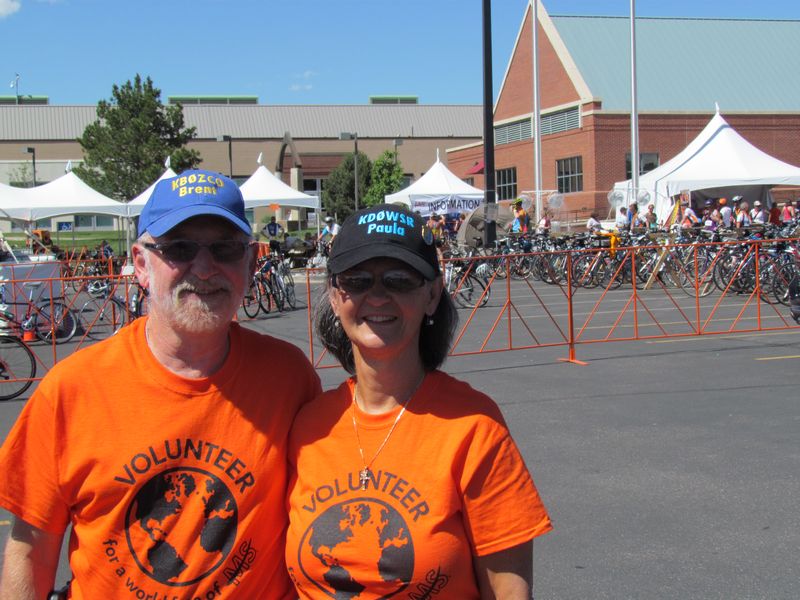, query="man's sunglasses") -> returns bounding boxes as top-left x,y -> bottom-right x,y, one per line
332,269 -> 426,295
143,240 -> 250,264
